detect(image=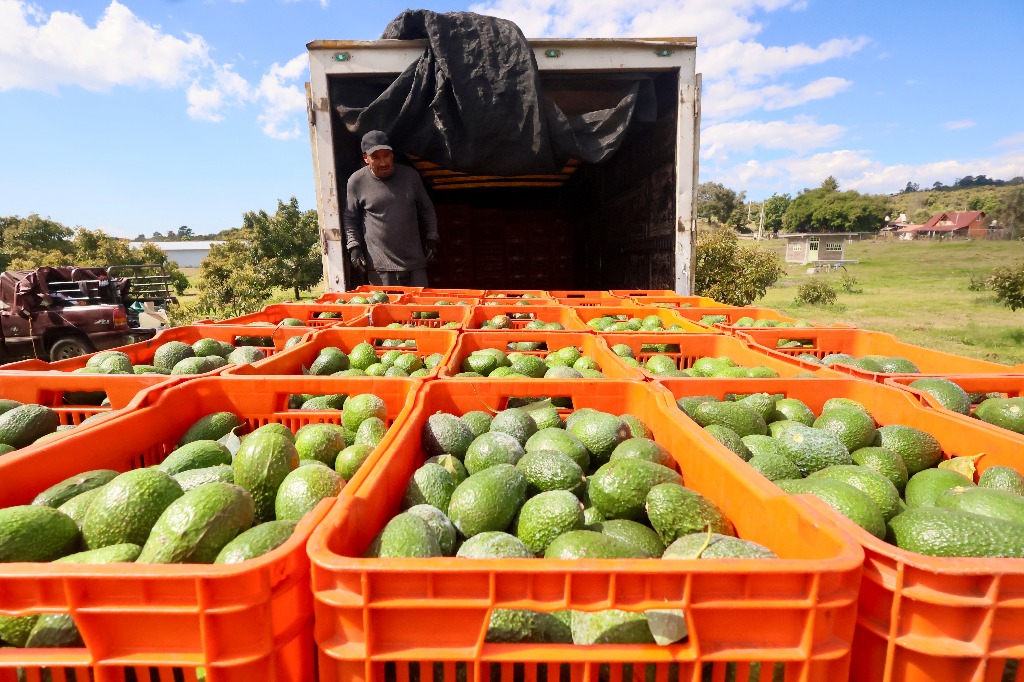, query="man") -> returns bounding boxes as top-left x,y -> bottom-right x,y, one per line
343,130 -> 439,286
